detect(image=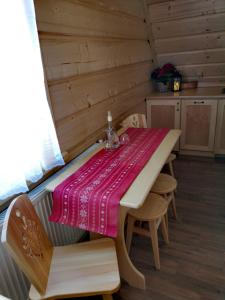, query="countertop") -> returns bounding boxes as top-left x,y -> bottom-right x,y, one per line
147,87 -> 225,99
